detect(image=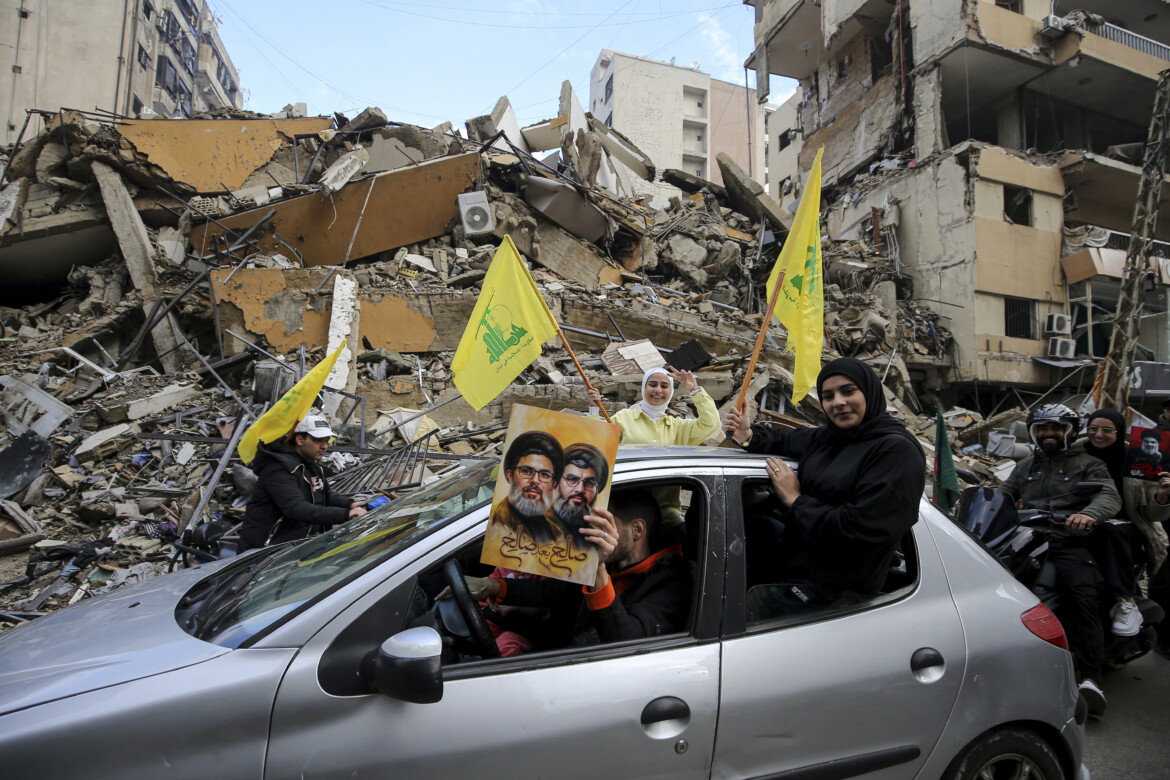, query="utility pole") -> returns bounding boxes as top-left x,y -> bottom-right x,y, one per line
1098,69 -> 1170,411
